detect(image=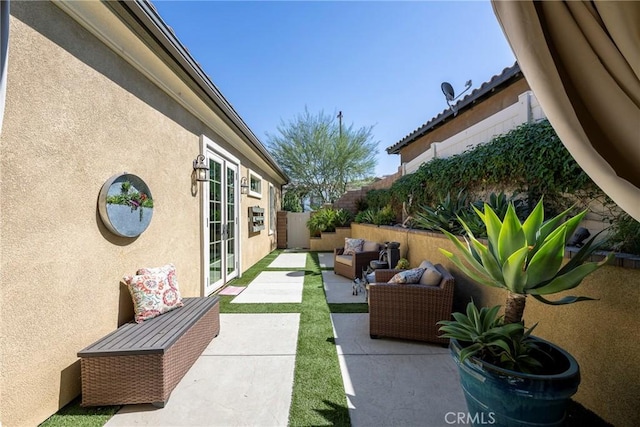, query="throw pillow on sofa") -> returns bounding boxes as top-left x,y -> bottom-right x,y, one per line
388,267 -> 426,284
418,260 -> 443,286
344,238 -> 365,255
362,240 -> 380,252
